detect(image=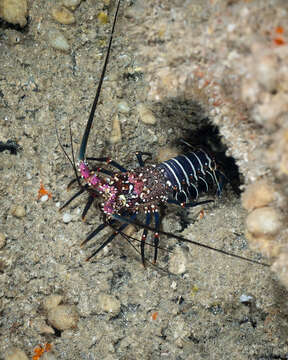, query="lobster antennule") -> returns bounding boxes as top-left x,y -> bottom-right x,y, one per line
78,0 -> 121,162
